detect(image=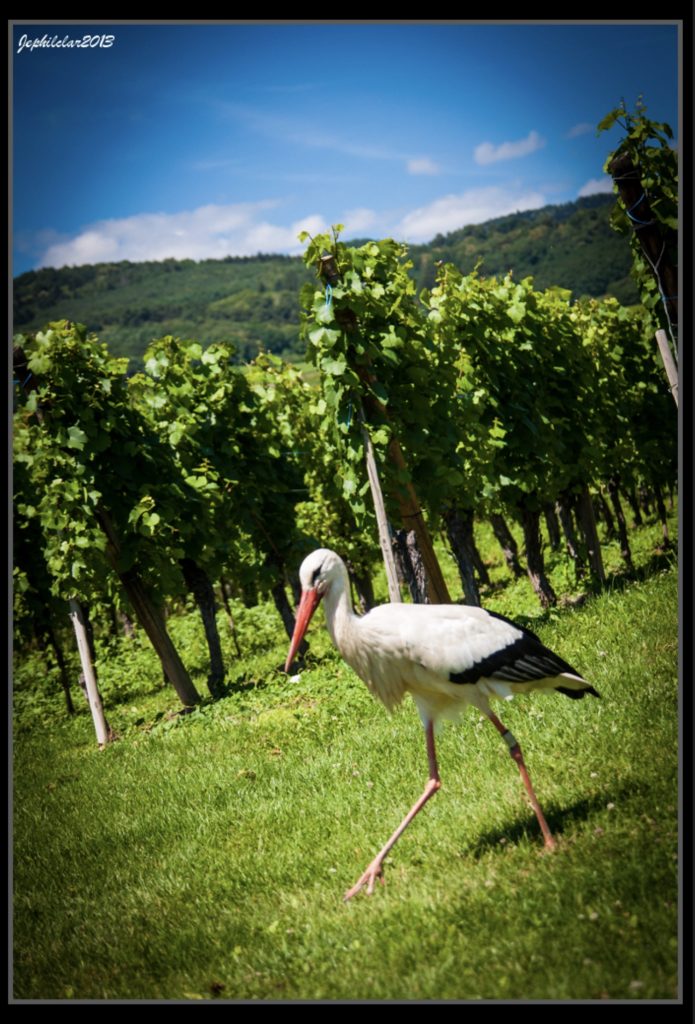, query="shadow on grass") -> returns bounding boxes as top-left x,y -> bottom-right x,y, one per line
477,575 -> 517,601
602,547 -> 678,594
224,674 -> 272,695
489,543 -> 677,636
460,780 -> 654,857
